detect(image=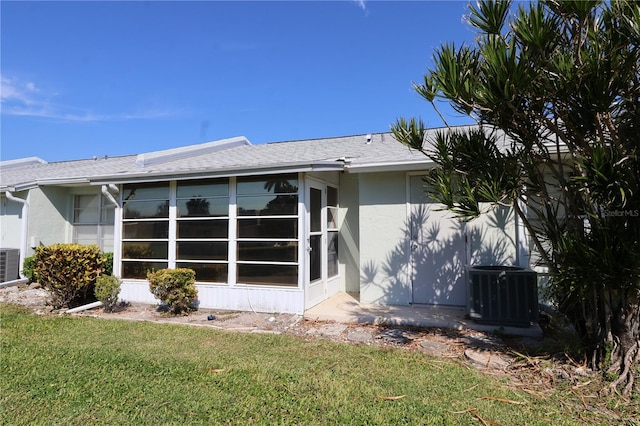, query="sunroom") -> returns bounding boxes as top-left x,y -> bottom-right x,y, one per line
114,172 -> 342,314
